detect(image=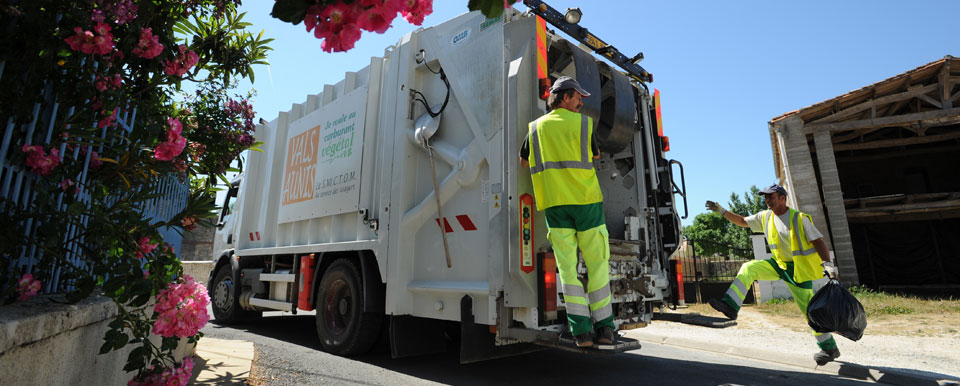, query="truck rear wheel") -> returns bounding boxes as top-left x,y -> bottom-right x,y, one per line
315,259 -> 383,356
